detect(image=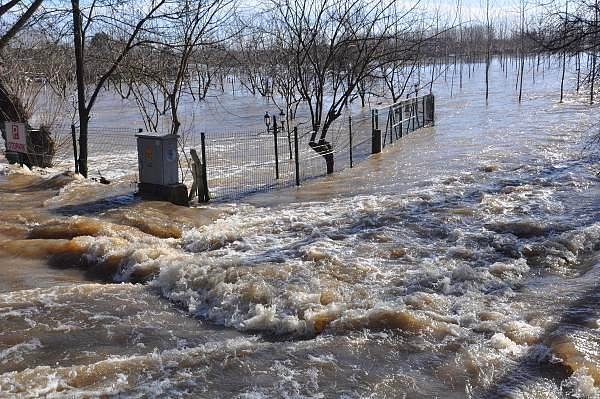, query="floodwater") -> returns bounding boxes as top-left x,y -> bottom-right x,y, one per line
0,60 -> 599,398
